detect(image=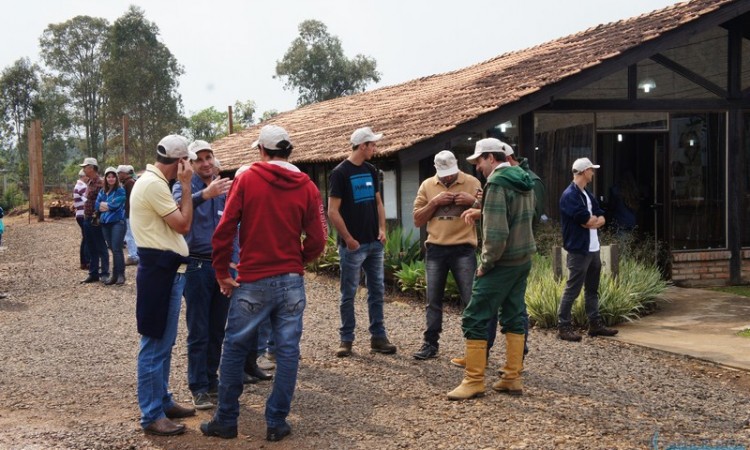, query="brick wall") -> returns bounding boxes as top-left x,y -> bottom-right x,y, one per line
671,250 -> 750,287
